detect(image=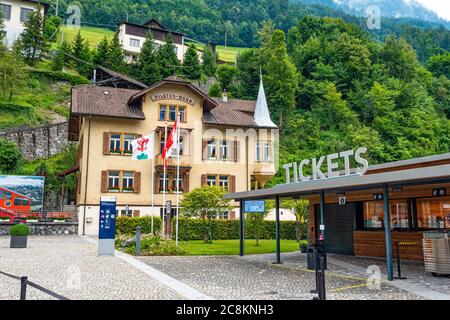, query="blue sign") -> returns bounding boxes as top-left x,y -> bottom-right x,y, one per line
99,197 -> 117,240
245,200 -> 265,213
